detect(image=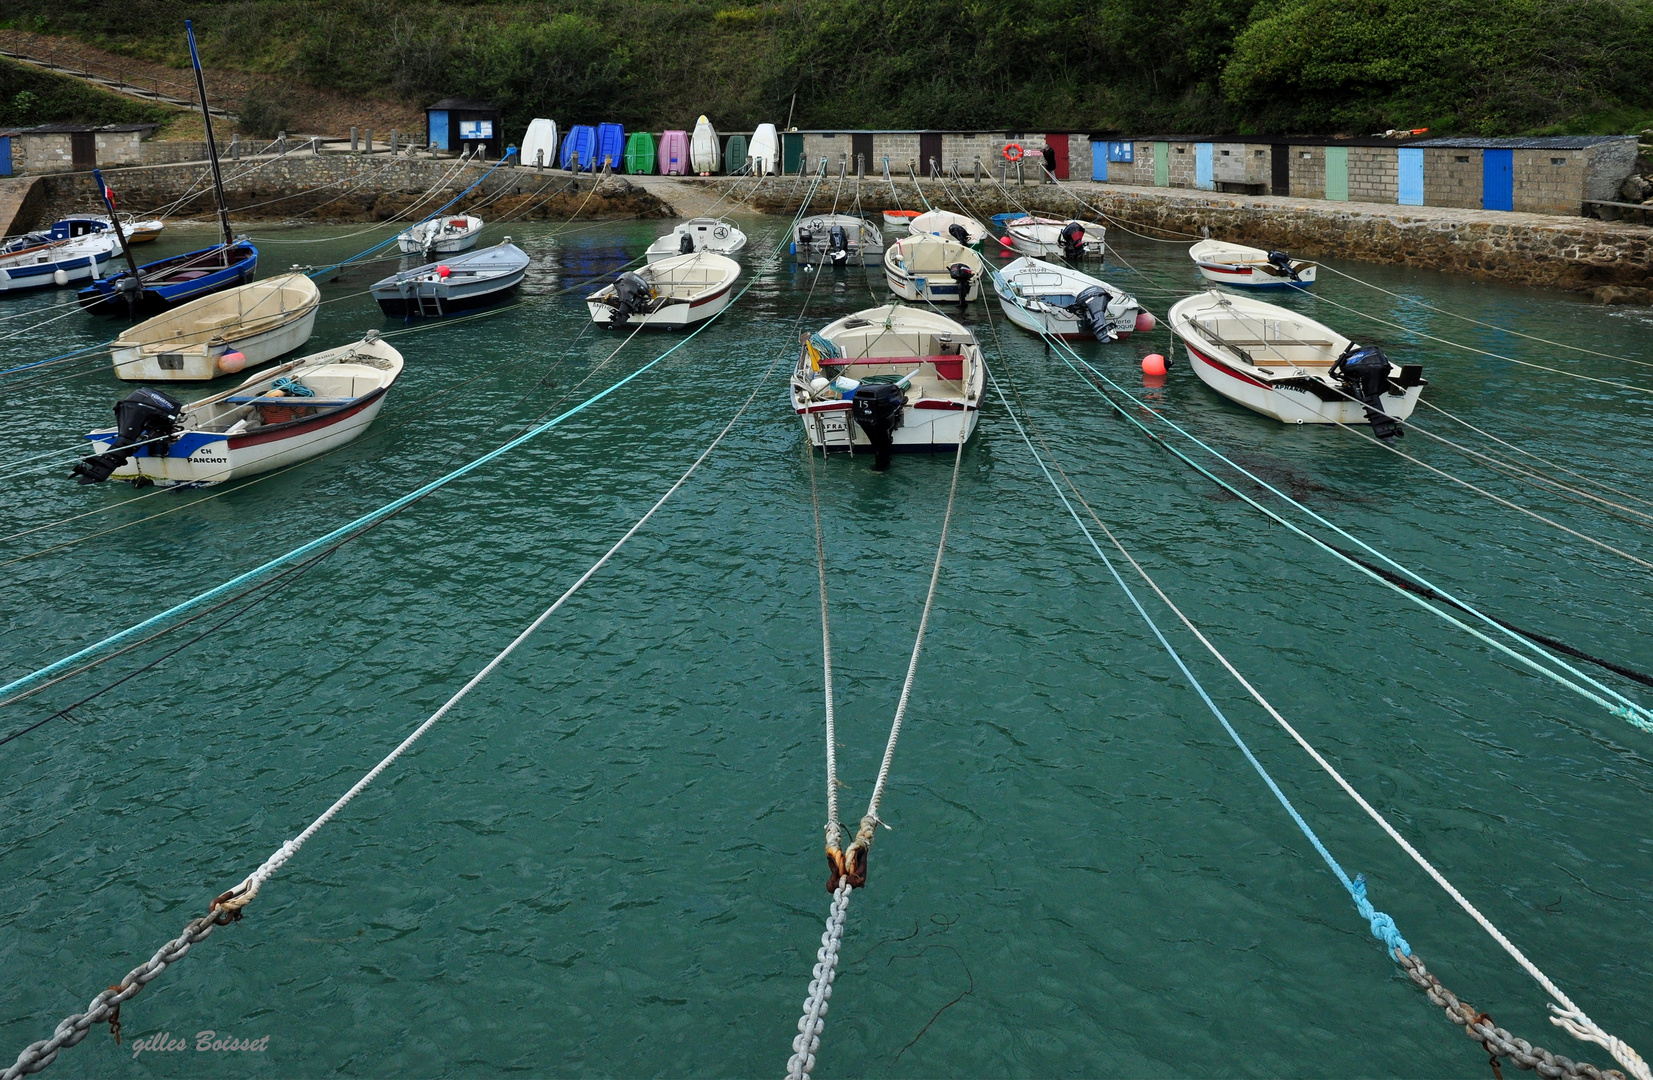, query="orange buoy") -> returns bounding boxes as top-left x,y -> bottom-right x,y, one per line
1003,143 -> 1025,163
217,350 -> 247,374
1135,310 -> 1157,333
1141,353 -> 1167,377
436,265 -> 452,278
